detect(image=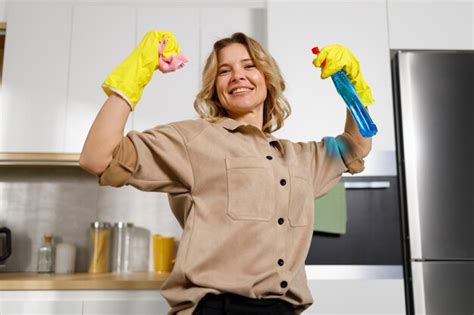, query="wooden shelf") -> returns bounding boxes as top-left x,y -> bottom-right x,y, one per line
0,272 -> 169,290
0,153 -> 80,166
